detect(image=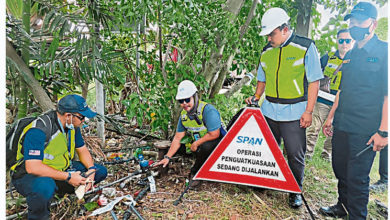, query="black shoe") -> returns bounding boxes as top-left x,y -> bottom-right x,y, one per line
319,203 -> 347,218
289,193 -> 303,208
